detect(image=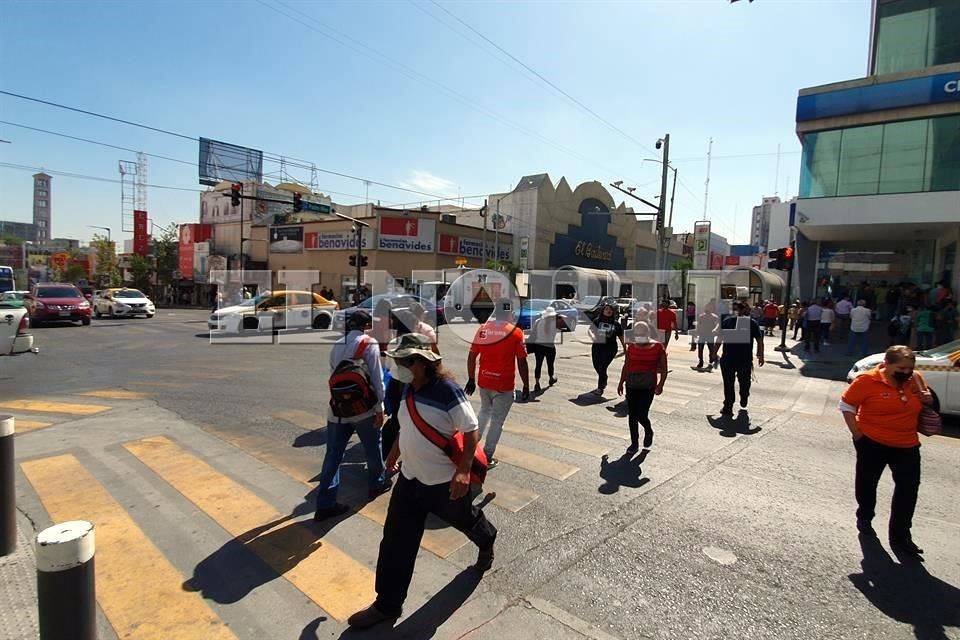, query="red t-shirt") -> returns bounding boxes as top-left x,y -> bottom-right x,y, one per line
763,304 -> 779,320
470,320 -> 527,392
656,308 -> 677,332
624,342 -> 666,374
